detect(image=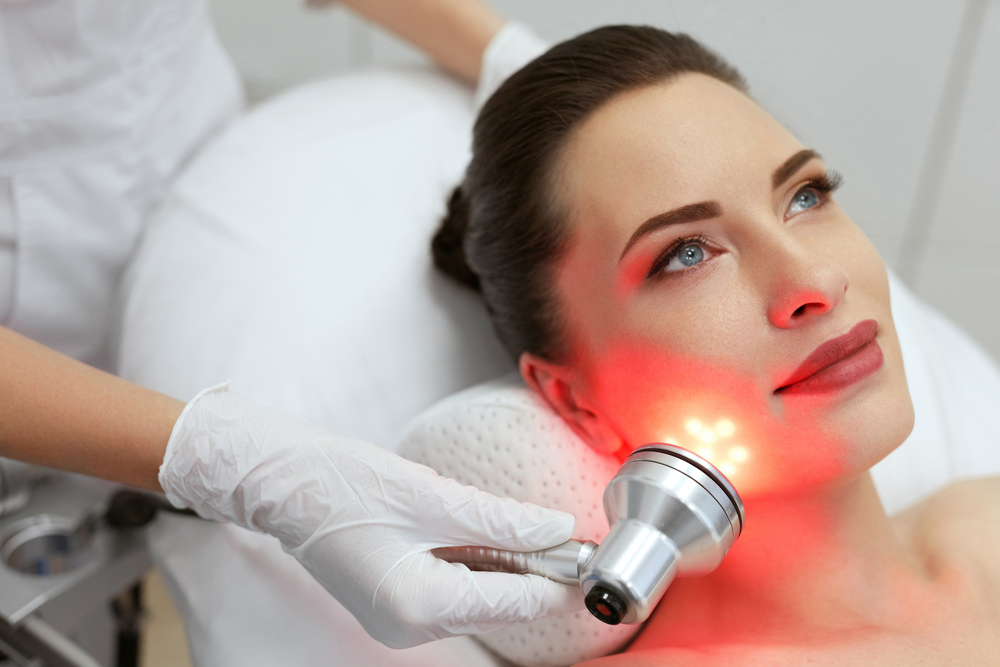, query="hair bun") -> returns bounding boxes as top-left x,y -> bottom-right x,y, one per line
432,187 -> 481,292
